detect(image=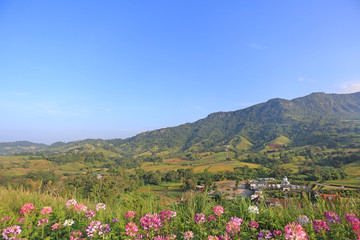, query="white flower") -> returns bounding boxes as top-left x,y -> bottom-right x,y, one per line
248,206 -> 259,214
63,219 -> 74,227
95,203 -> 106,211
